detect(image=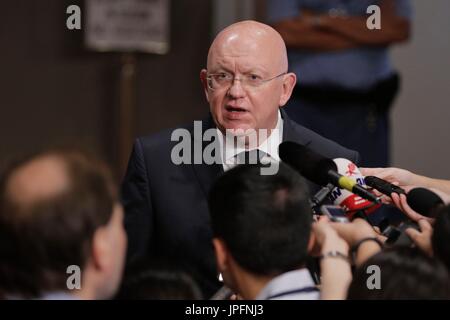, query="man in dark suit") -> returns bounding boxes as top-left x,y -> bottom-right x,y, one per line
122,20 -> 359,298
